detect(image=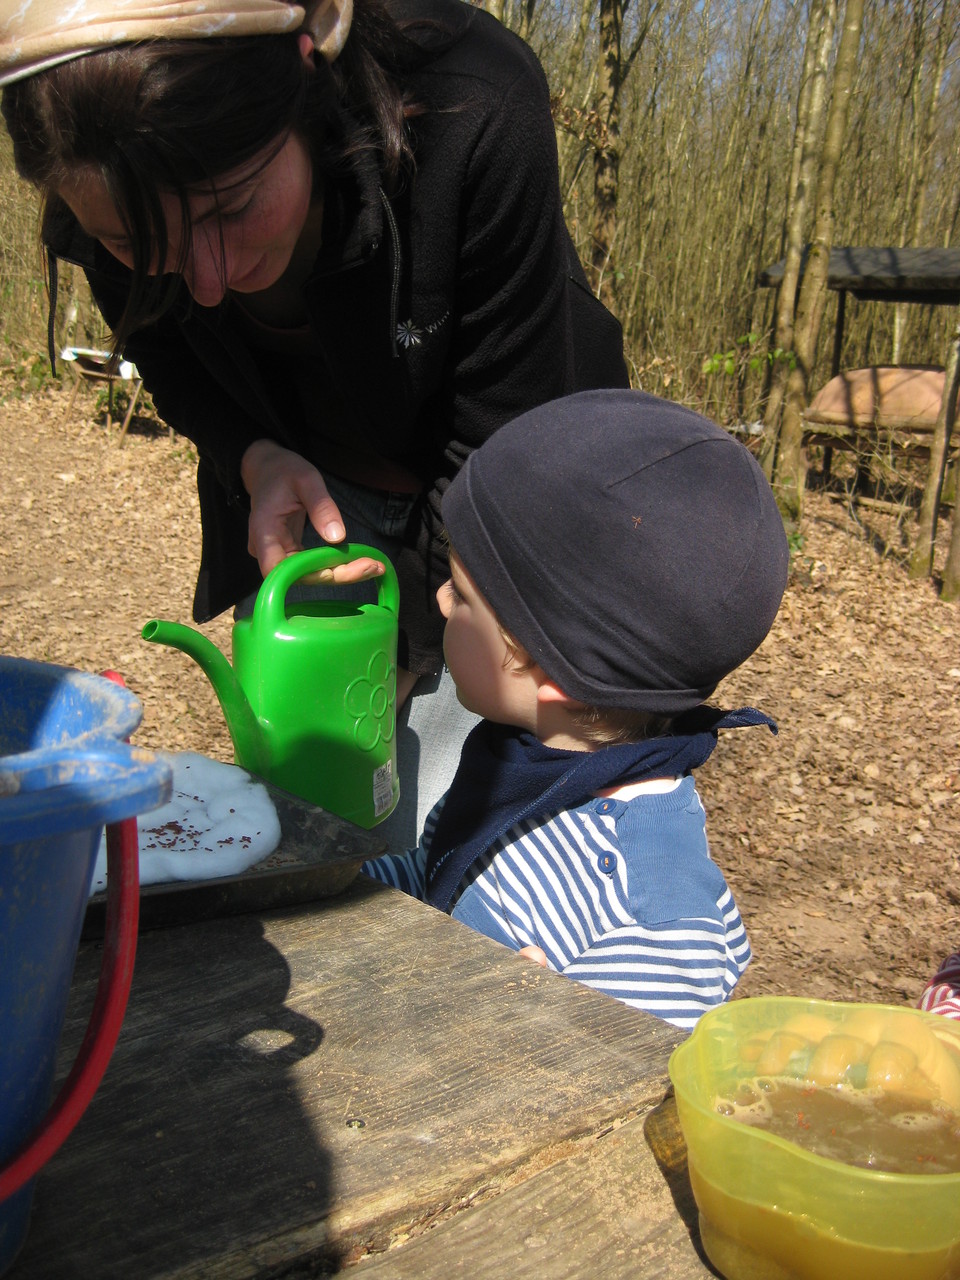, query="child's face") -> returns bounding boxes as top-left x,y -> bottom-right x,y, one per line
437,551 -> 540,730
